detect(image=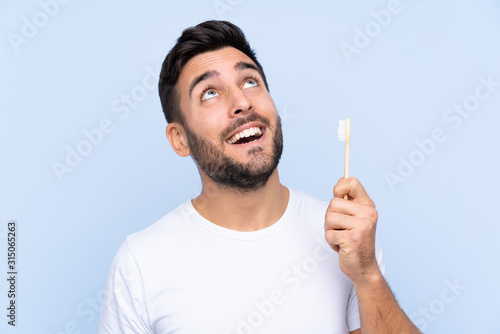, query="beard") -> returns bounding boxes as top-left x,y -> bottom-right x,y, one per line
184,112 -> 283,193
